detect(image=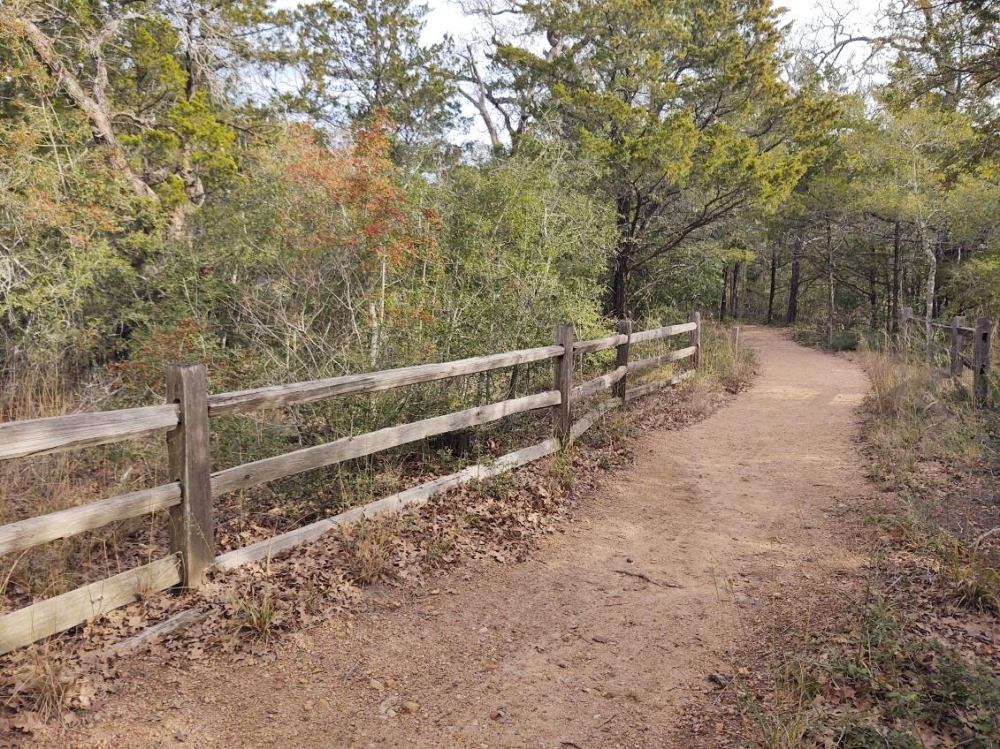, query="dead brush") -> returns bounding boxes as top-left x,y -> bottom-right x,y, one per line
948,530 -> 1000,615
3,644 -> 78,721
700,324 -> 757,394
229,581 -> 281,646
339,518 -> 397,585
858,342 -> 988,485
